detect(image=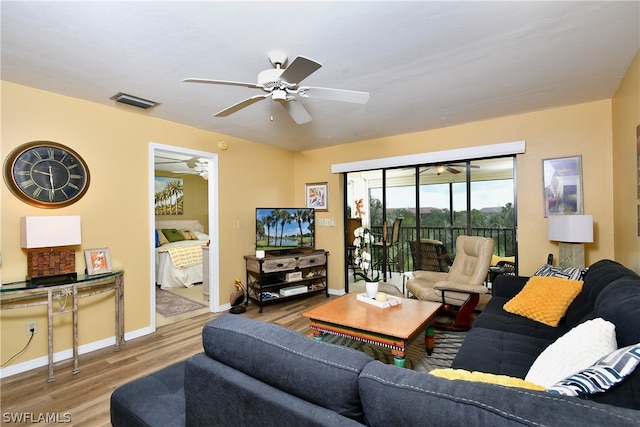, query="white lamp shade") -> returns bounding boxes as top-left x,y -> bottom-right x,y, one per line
21,216 -> 82,248
548,215 -> 593,243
